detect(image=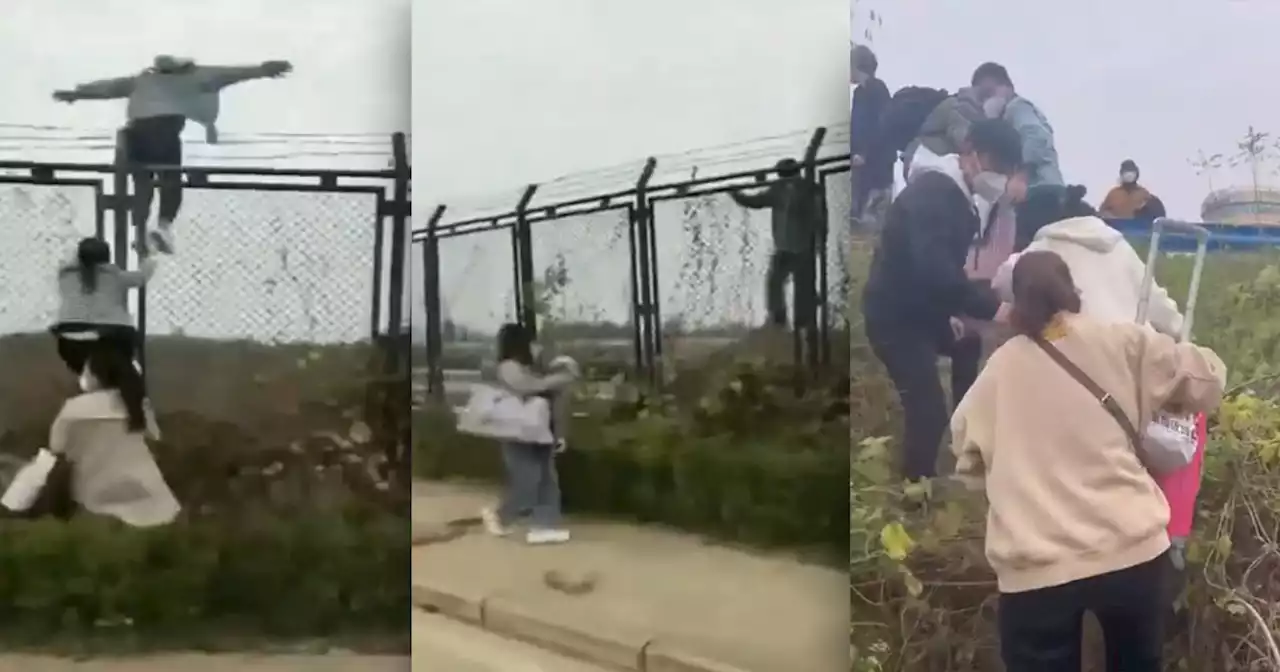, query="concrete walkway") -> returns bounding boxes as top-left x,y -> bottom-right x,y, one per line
413,481 -> 848,672
415,609 -> 611,671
